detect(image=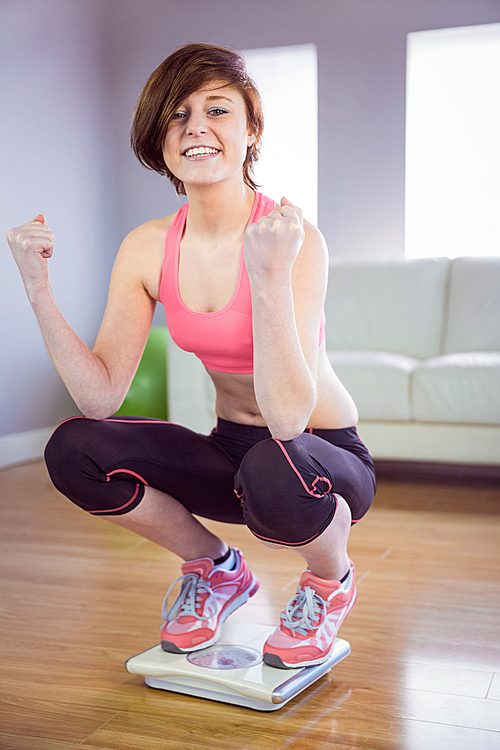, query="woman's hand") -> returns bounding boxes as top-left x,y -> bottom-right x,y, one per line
6,214 -> 54,297
244,197 -> 305,284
